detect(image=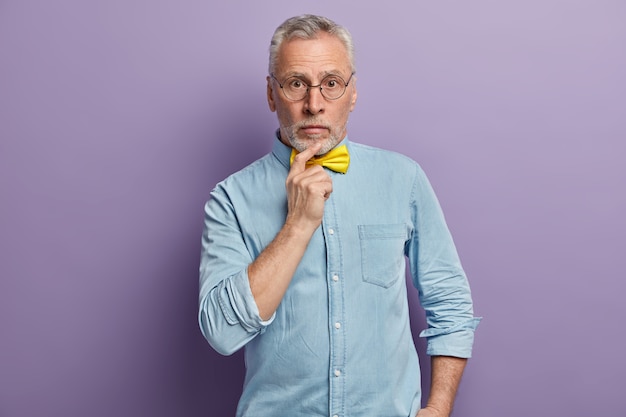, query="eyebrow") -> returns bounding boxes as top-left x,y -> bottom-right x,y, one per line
281,70 -> 348,82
